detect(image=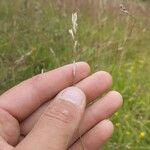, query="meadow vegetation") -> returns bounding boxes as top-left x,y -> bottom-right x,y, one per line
0,0 -> 150,149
